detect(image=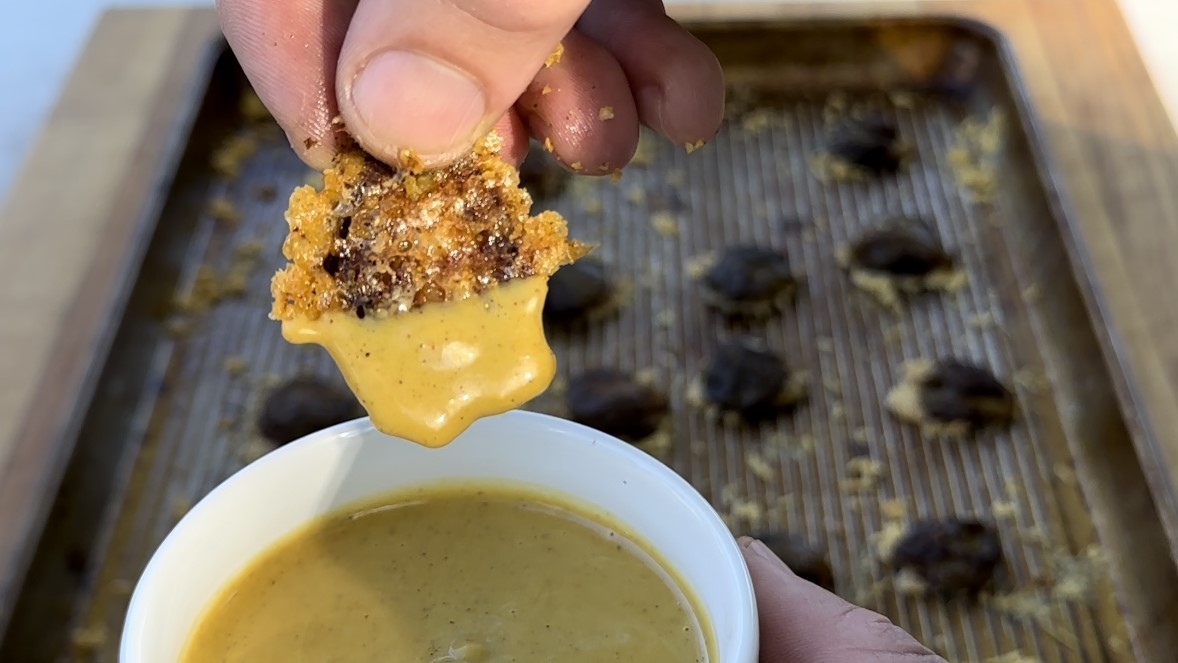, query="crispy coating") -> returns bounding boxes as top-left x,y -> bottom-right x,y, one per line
271,133 -> 587,321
